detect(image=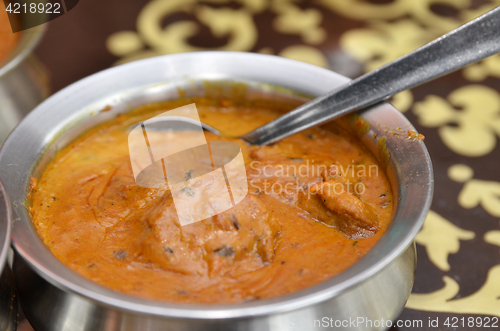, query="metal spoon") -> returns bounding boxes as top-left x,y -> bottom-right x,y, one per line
162,6 -> 500,145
